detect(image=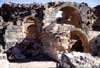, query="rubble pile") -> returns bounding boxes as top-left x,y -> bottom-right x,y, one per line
0,2 -> 100,68
0,2 -> 44,22
92,5 -> 100,31
60,51 -> 100,68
